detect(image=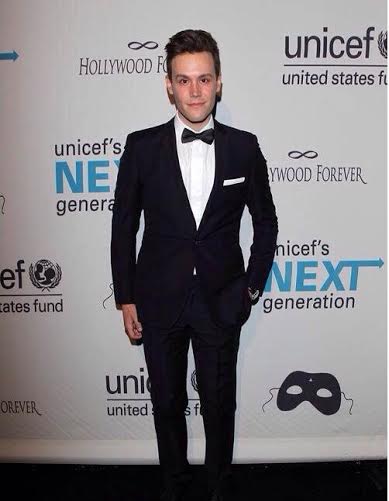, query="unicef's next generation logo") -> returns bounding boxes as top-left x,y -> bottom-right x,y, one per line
262,239 -> 384,314
53,137 -> 122,216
